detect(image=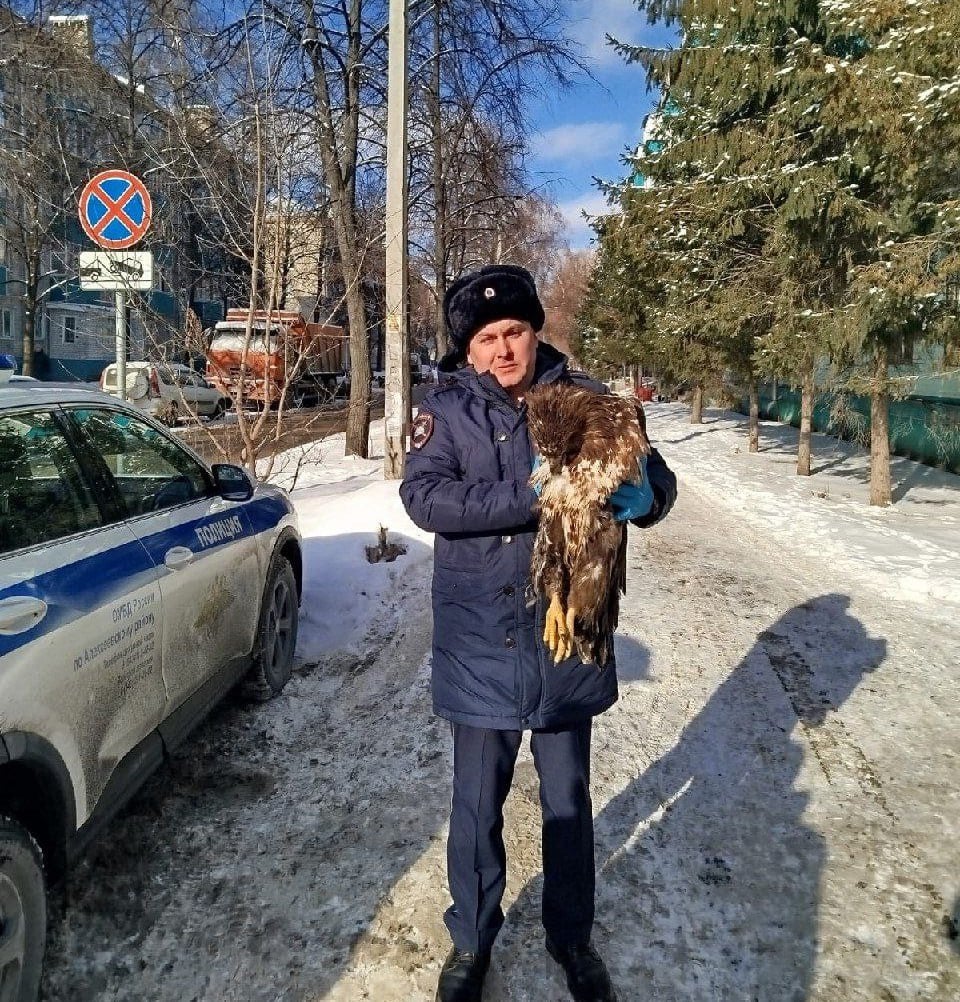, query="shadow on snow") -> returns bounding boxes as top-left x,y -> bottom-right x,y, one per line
498,594 -> 887,1001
